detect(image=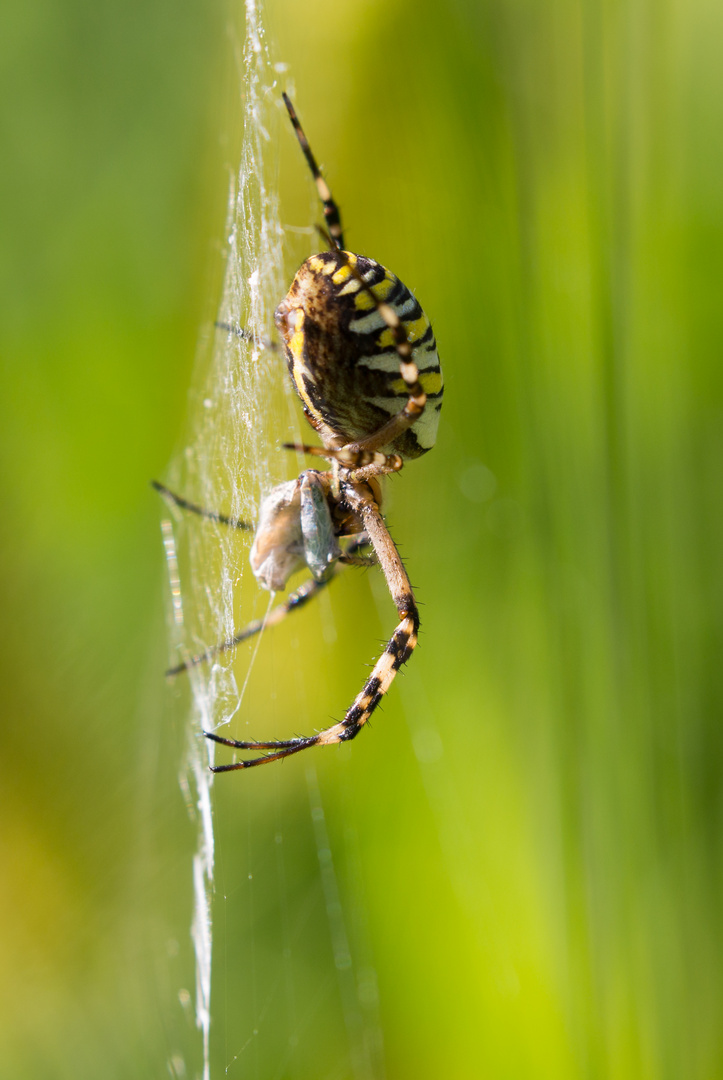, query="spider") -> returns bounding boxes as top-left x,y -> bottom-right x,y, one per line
155,93 -> 444,770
